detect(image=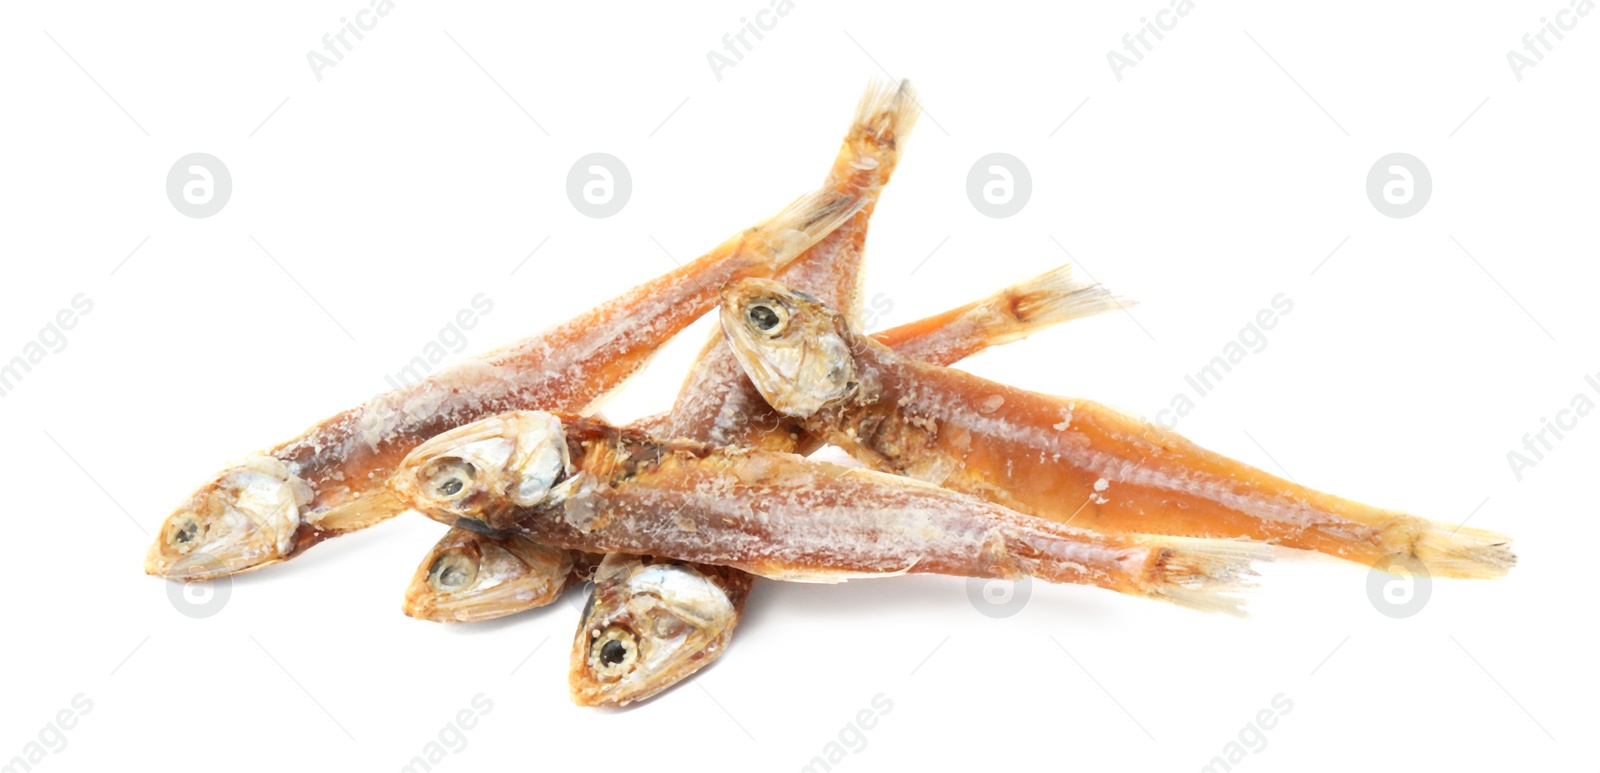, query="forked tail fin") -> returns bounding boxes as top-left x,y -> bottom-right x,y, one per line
840,79 -> 921,174
872,262 -> 1131,364
1392,519 -> 1516,579
1143,538 -> 1271,616
989,263 -> 1129,346
1005,520 -> 1269,616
